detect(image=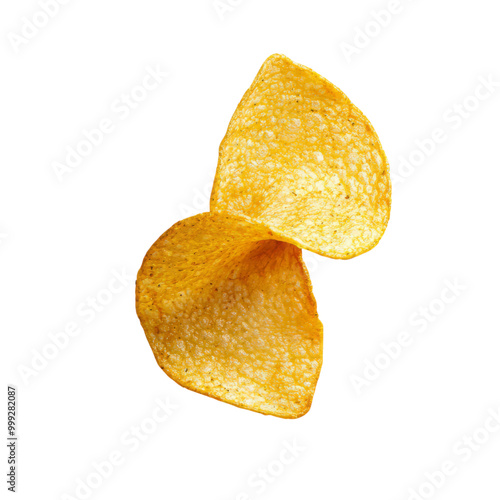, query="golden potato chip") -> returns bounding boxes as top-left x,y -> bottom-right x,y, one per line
211,54 -> 391,259
136,54 -> 391,418
136,213 -> 322,418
